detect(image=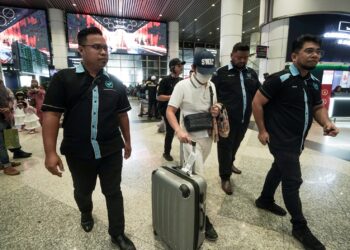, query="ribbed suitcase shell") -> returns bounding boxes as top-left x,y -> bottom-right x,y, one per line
152,166 -> 206,250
